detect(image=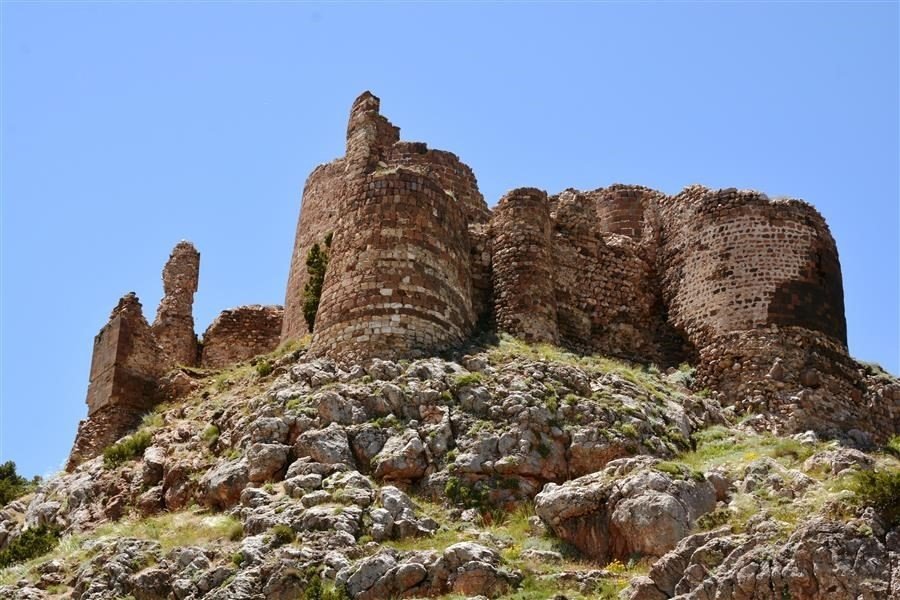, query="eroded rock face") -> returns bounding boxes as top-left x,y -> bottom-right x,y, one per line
534,457 -> 716,563
623,518 -> 896,600
200,459 -> 249,509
